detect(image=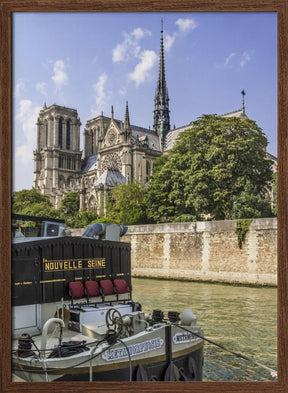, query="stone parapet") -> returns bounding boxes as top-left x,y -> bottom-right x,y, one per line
122,218 -> 277,286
